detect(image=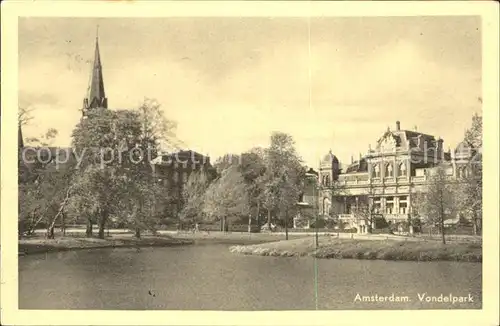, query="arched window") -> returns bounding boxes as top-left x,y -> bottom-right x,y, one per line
325,175 -> 330,187
385,163 -> 393,177
398,161 -> 406,177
